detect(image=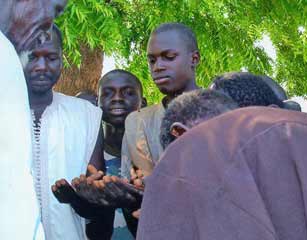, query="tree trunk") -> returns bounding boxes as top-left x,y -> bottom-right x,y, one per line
55,45 -> 103,96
